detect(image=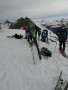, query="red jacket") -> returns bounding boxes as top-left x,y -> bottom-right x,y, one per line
24,25 -> 28,30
